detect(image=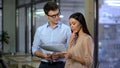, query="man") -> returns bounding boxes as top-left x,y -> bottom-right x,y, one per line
32,2 -> 71,68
